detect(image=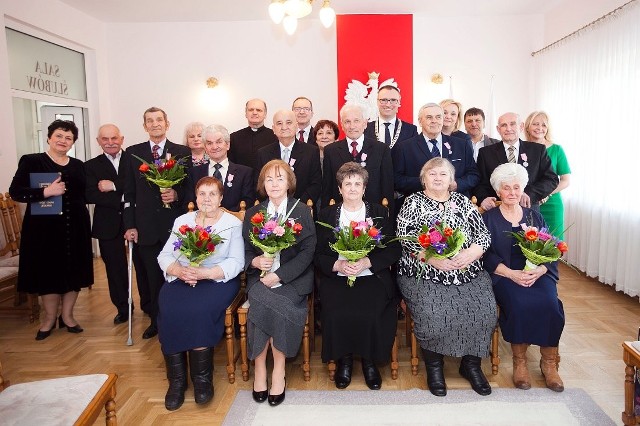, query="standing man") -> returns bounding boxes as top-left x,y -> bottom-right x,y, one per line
475,112 -> 558,212
229,98 -> 278,172
365,85 -> 418,149
184,124 -> 255,211
323,103 -> 394,213
85,124 -> 133,325
292,96 -> 317,145
124,107 -> 192,339
464,107 -> 499,161
257,109 -> 322,207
